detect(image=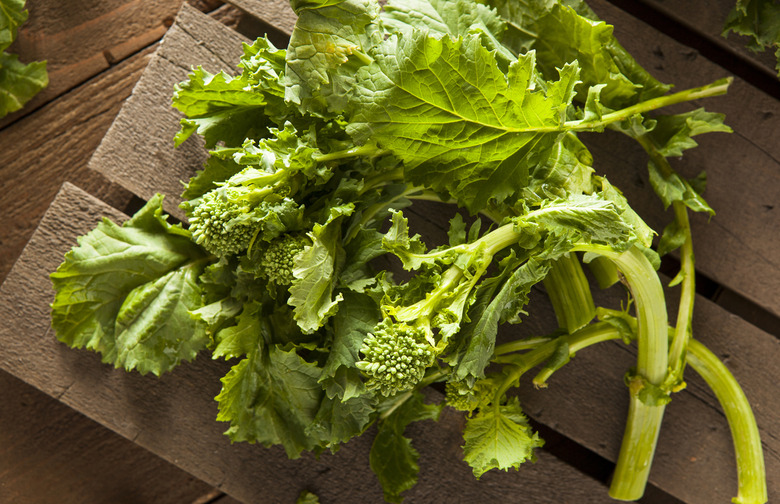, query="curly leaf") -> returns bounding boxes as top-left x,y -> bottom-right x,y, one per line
50,194 -> 210,375
349,32 -> 583,212
462,397 -> 544,478
216,344 -> 324,458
